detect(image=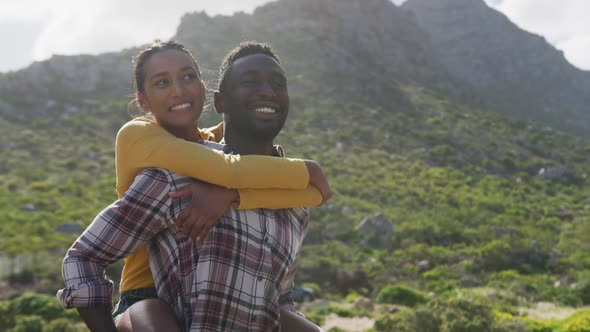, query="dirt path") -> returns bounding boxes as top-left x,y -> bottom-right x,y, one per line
321,313 -> 375,332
